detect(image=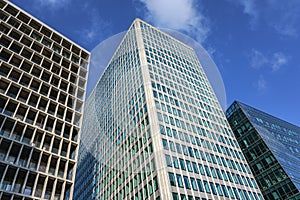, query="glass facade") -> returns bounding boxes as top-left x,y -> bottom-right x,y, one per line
226,101 -> 300,200
75,19 -> 262,199
0,1 -> 89,199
